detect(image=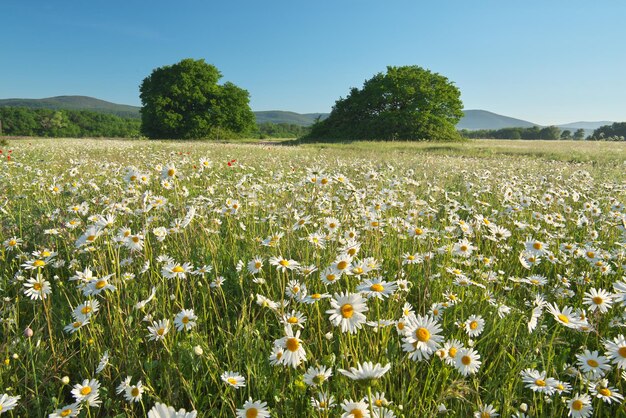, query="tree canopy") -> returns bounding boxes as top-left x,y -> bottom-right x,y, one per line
139,59 -> 256,139
305,65 -> 463,141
